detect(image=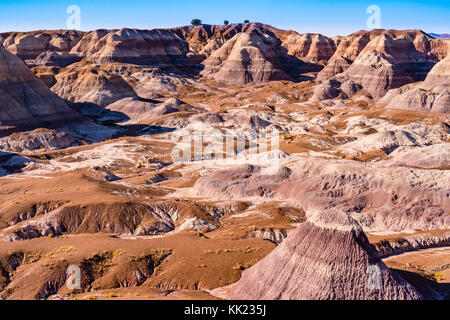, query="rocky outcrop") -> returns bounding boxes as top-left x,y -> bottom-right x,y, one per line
192,145 -> 450,232
0,151 -> 33,177
0,128 -> 74,152
0,203 -> 177,241
174,23 -> 285,55
212,210 -> 423,300
344,34 -> 436,98
337,122 -> 448,155
372,231 -> 450,258
382,86 -> 449,113
246,228 -> 288,244
180,24 -> 329,80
